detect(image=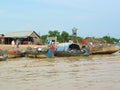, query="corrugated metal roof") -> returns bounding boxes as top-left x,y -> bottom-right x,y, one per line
5,31 -> 34,38
56,42 -> 74,51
